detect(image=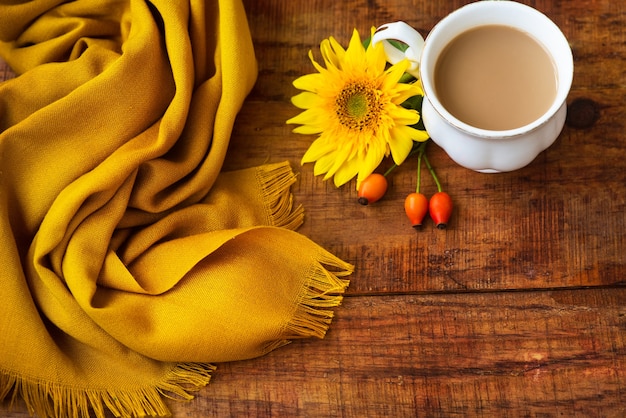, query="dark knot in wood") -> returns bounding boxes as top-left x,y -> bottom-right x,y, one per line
565,98 -> 600,129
